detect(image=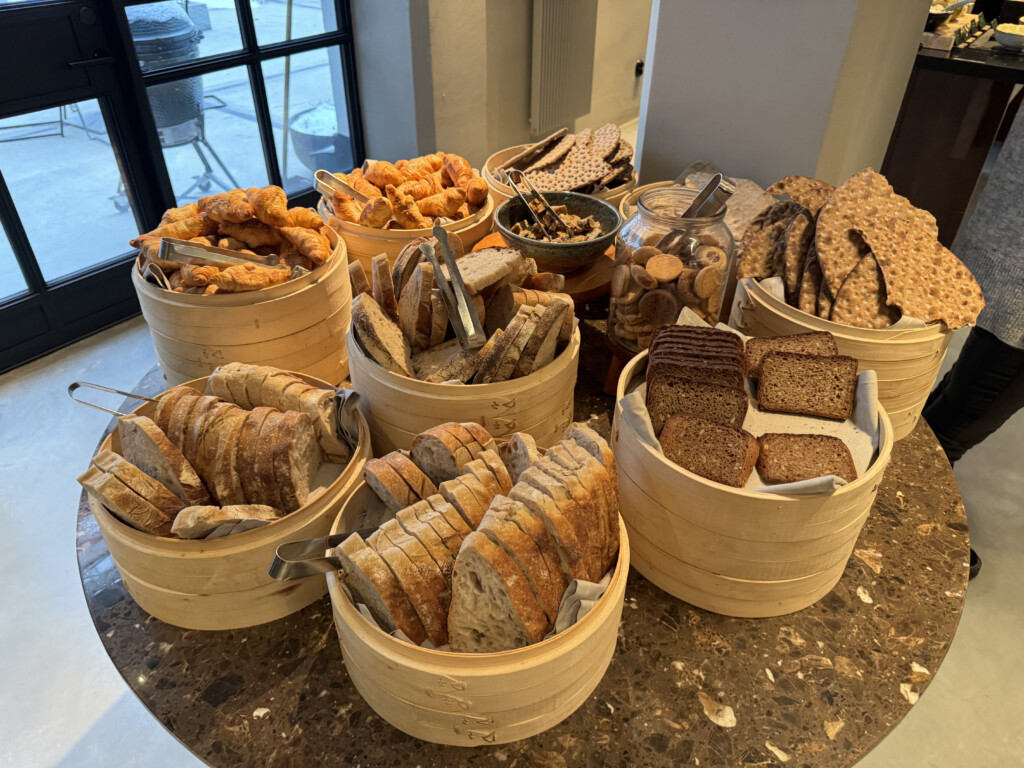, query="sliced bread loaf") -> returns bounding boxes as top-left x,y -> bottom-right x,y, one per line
411,339 -> 462,380
509,480 -> 588,582
757,352 -> 858,421
271,410 -> 322,513
502,432 -> 540,485
498,493 -> 570,601
349,260 -> 370,296
410,425 -> 473,484
364,457 -> 418,511
756,433 -> 858,484
646,374 -> 749,435
78,466 -> 173,536
371,252 -> 400,322
398,262 -> 435,353
236,407 -> 275,504
515,298 -> 570,377
170,504 -> 279,539
659,415 -> 759,488
352,292 -> 414,378
745,332 -> 839,380
153,385 -> 202,433
381,451 -> 437,499
117,414 -> 212,506
396,507 -> 459,585
460,422 -> 498,455
478,449 -> 513,494
91,450 -> 186,519
439,477 -> 486,528
377,518 -> 451,614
